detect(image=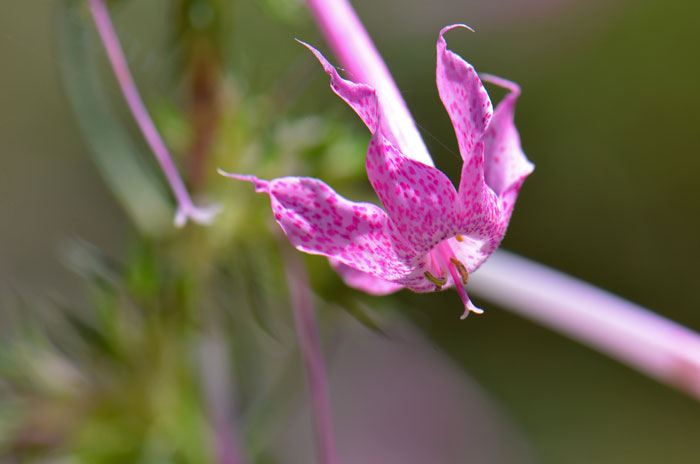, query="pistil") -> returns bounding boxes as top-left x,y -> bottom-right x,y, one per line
436,242 -> 483,318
